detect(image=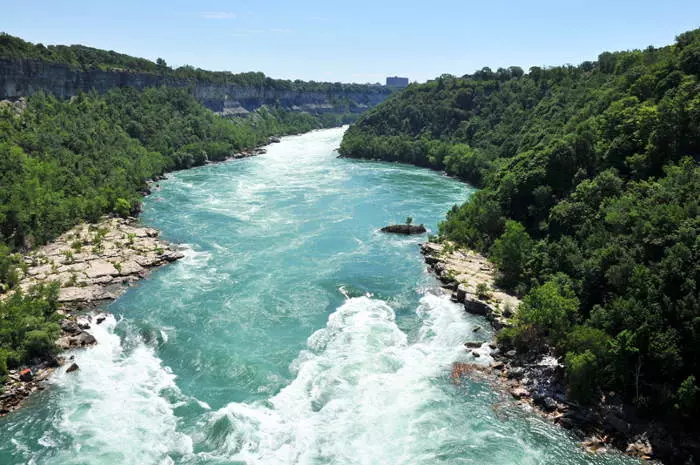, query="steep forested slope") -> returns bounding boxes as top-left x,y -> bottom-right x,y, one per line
340,29 -> 700,420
